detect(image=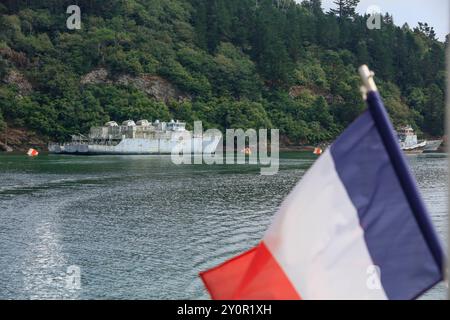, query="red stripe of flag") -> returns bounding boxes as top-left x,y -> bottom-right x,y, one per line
200,242 -> 301,300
